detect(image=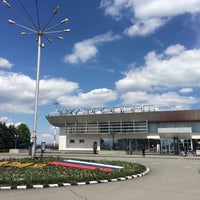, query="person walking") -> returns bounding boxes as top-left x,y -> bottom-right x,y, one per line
142,147 -> 145,157
93,141 -> 97,154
